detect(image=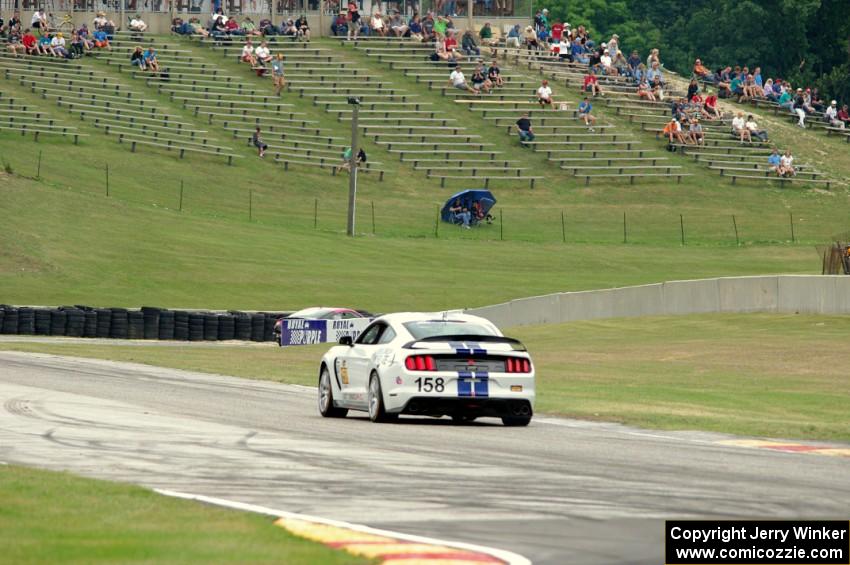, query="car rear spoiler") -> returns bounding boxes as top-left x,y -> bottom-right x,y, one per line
402,334 -> 526,351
